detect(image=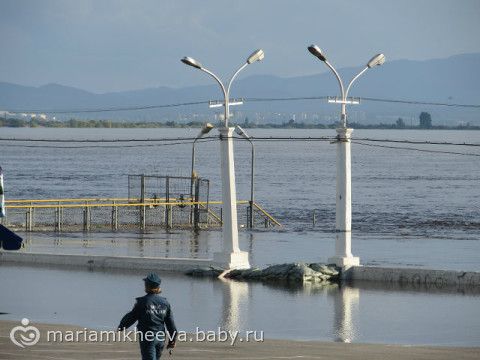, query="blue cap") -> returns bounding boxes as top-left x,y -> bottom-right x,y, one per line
143,272 -> 161,286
